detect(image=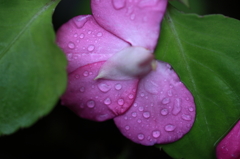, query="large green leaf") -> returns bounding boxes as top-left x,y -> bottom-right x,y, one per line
155,7 -> 240,159
0,0 -> 67,135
